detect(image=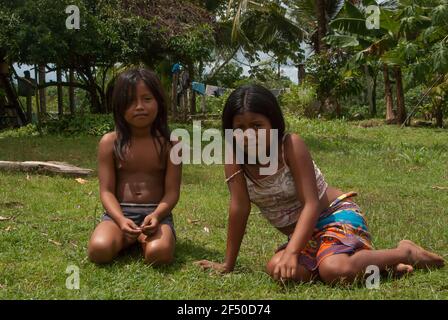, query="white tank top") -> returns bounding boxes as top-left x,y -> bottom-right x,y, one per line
243,134 -> 328,228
